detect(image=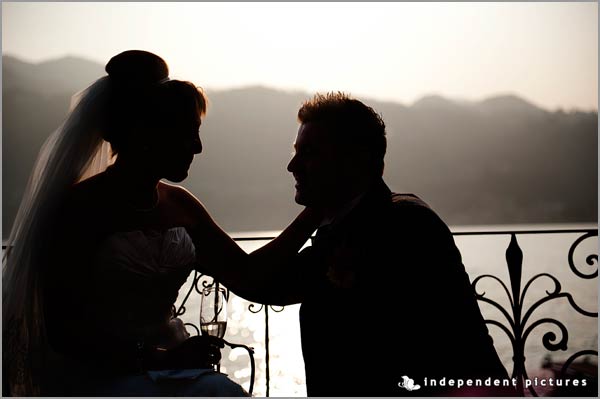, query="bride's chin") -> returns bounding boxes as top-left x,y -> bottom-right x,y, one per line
165,171 -> 188,183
